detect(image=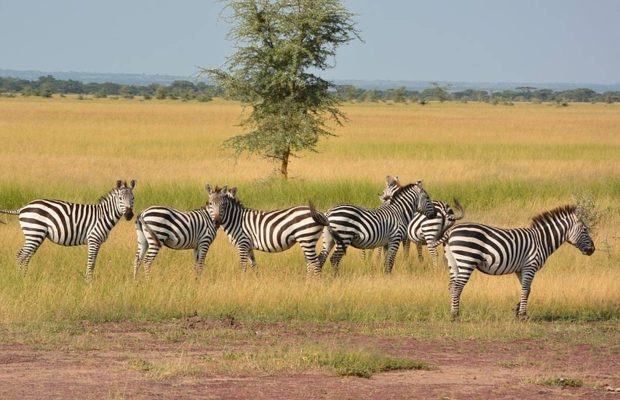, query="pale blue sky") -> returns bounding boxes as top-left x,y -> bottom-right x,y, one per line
1,0 -> 618,83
